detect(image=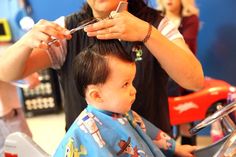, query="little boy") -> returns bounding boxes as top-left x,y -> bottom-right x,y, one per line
53,39 -> 196,157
